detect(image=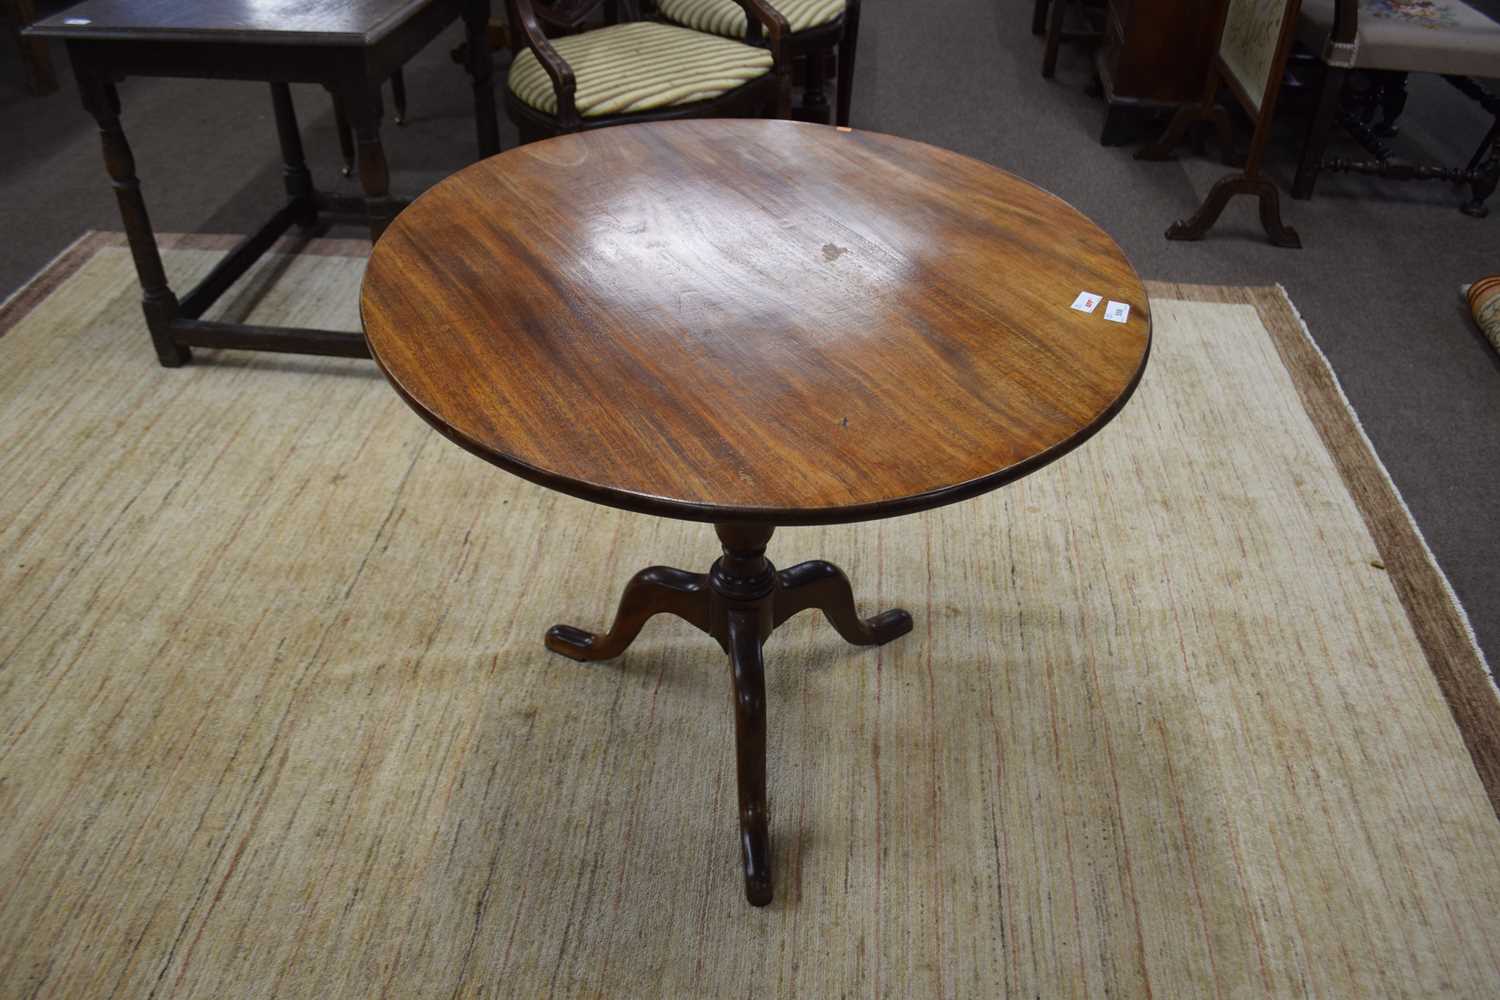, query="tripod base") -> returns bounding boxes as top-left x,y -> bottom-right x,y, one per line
545,523 -> 912,906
